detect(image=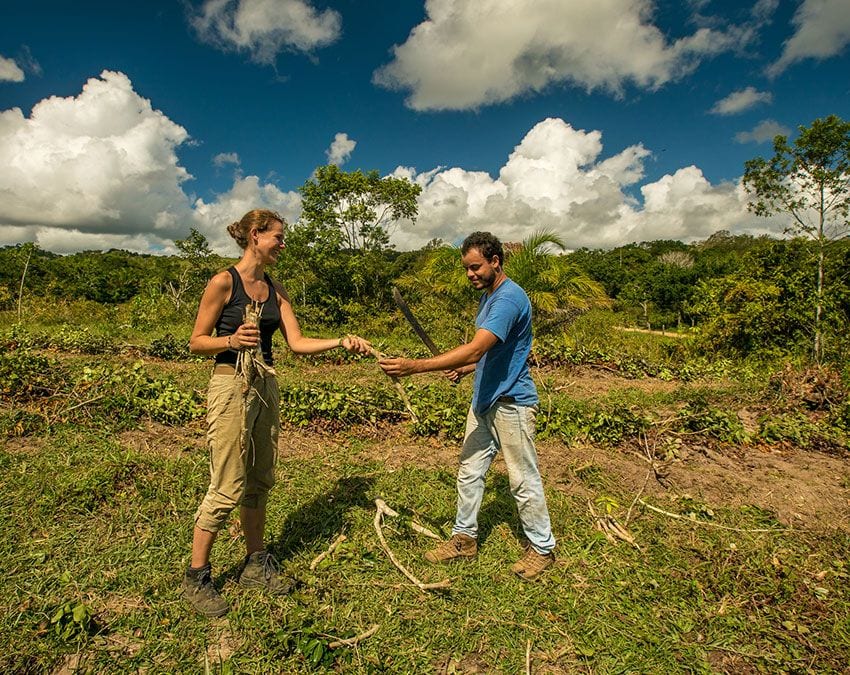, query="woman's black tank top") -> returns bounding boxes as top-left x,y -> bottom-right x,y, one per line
214,267 -> 281,366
